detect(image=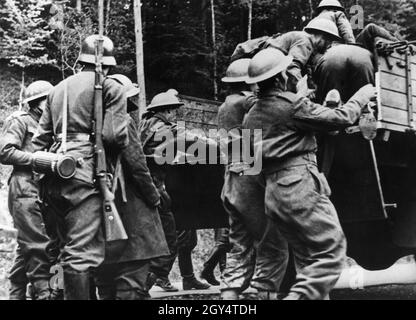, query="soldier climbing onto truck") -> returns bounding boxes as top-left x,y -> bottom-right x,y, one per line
243,48 -> 376,300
